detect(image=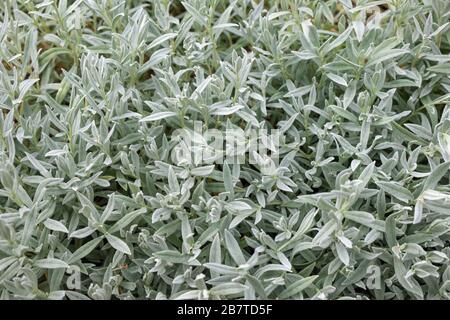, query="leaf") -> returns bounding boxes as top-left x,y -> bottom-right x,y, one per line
223,161 -> 234,197
342,260 -> 372,285
428,63 -> 450,74
279,209 -> 317,250
226,200 -> 252,212
421,162 -> 450,193
106,234 -> 131,255
312,219 -> 337,246
182,2 -> 207,26
245,274 -> 267,299
44,219 -> 68,233
45,149 -> 68,157
376,181 -> 413,203
343,80 -> 357,108
18,78 -> 39,102
345,211 -> 375,226
393,257 -> 424,299
24,152 -> 51,178
224,230 -> 246,266
327,73 -> 348,87
148,33 -> 177,49
191,165 -> 214,176
35,258 -> 69,269
204,263 -> 239,275
209,234 -> 222,278
139,111 -> 177,122
154,250 -> 188,263
70,227 -> 96,239
352,21 -> 365,42
385,214 -> 398,248
210,283 -> 248,296
278,276 -> 318,299
68,237 -> 104,264
108,208 -> 146,234
368,49 -> 409,66
322,26 -> 352,54
335,242 -> 350,266
211,104 -> 243,115
413,199 -> 424,225
167,165 -> 180,193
